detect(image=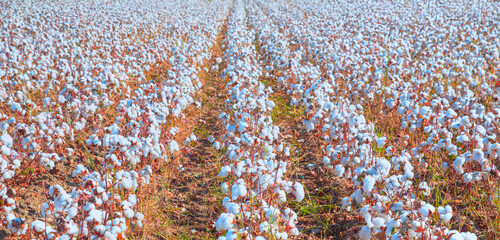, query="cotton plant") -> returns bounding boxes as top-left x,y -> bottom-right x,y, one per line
0,0 -> 231,237
251,0 -> 499,238
213,1 -> 304,239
